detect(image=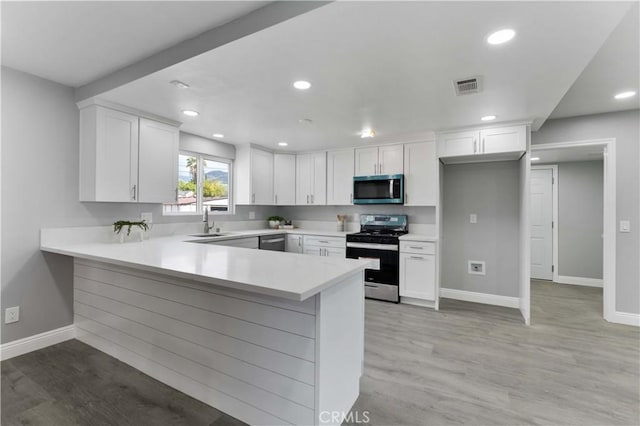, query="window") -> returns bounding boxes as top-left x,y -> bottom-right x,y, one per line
163,152 -> 232,215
